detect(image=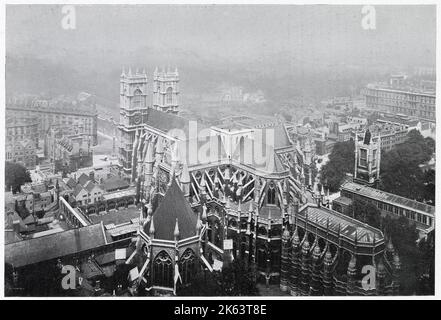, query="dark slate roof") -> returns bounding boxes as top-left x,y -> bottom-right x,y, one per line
101,176 -> 130,192
145,107 -> 197,134
144,178 -> 197,241
84,181 -> 97,193
5,223 -> 108,268
66,177 -> 77,189
73,184 -> 84,197
341,182 -> 435,216
77,173 -> 90,187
